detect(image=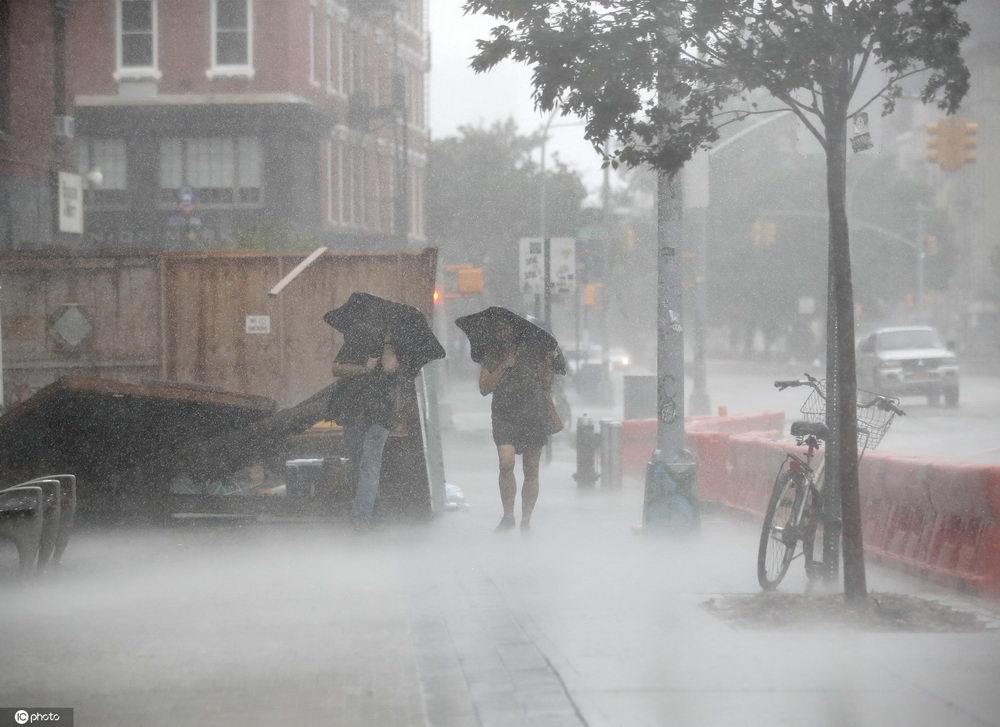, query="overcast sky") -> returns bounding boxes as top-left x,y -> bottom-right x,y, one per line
428,0 -> 607,196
